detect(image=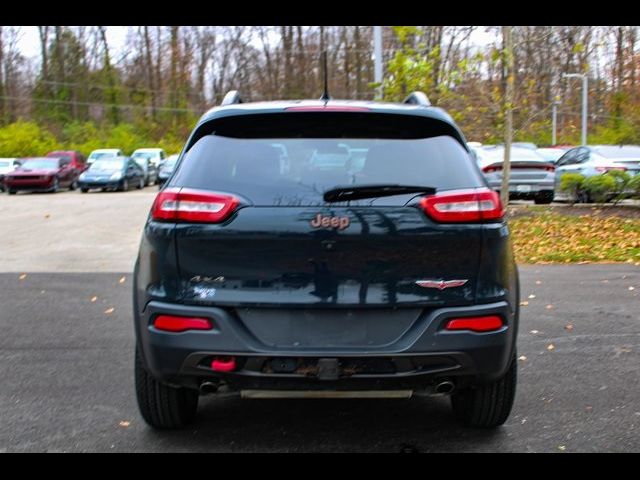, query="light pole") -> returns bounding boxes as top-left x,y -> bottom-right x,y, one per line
552,100 -> 559,146
564,73 -> 588,146
373,26 -> 383,100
